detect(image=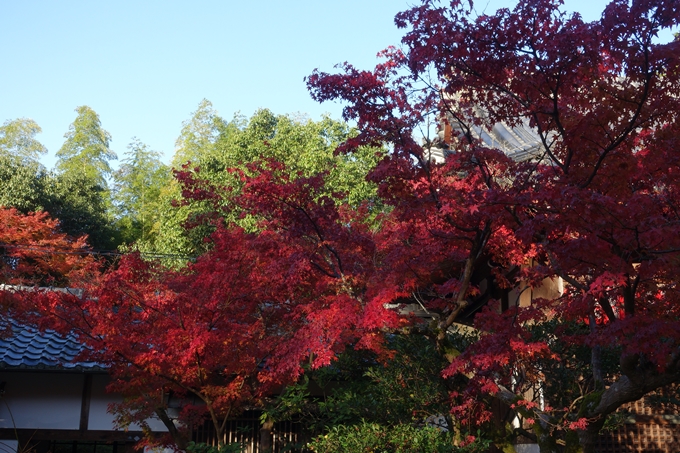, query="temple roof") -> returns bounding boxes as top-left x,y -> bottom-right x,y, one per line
0,318 -> 102,371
